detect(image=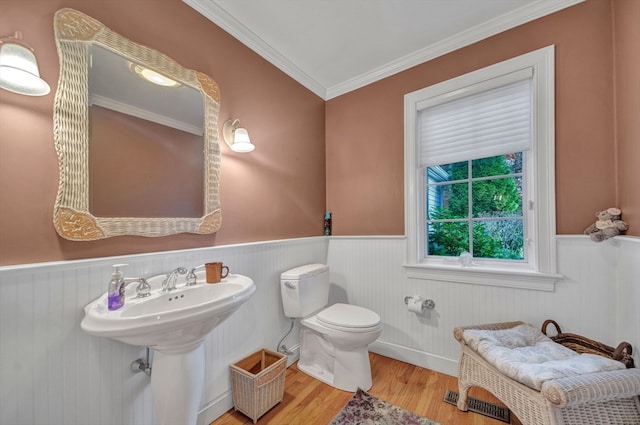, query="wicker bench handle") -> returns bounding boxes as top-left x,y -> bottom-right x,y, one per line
541,319 -> 562,336
541,319 -> 635,368
613,341 -> 633,360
